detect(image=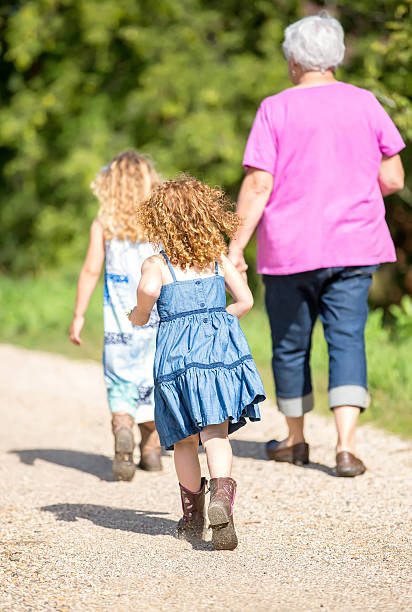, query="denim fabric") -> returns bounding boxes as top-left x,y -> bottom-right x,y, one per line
153,252 -> 265,449
264,266 -> 379,417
